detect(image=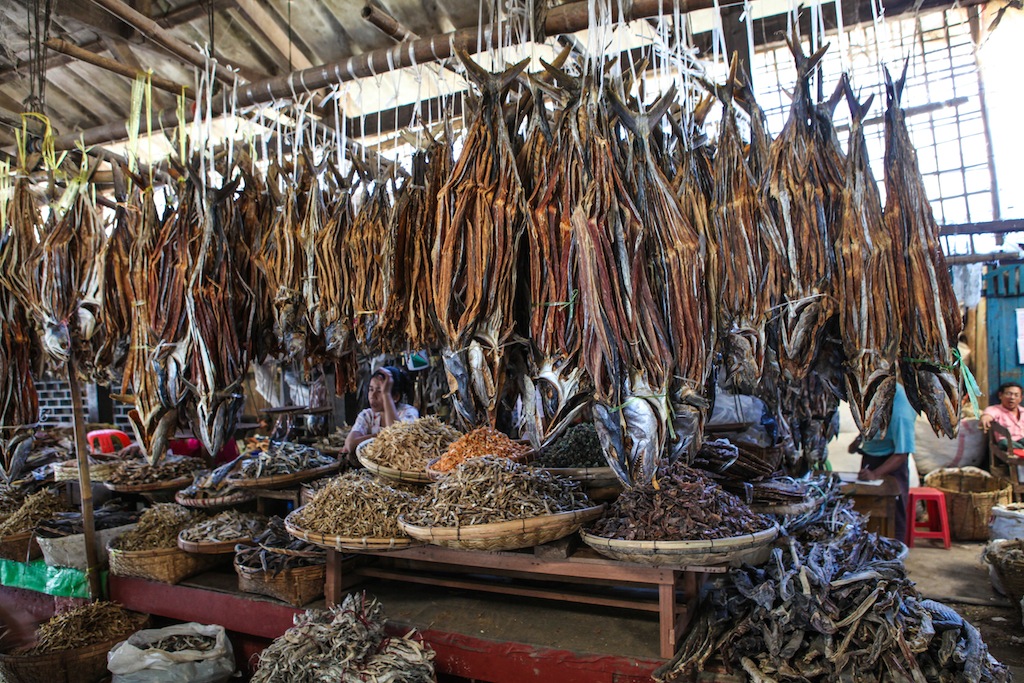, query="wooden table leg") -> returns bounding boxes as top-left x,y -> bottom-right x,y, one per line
659,576 -> 675,659
326,549 -> 344,607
